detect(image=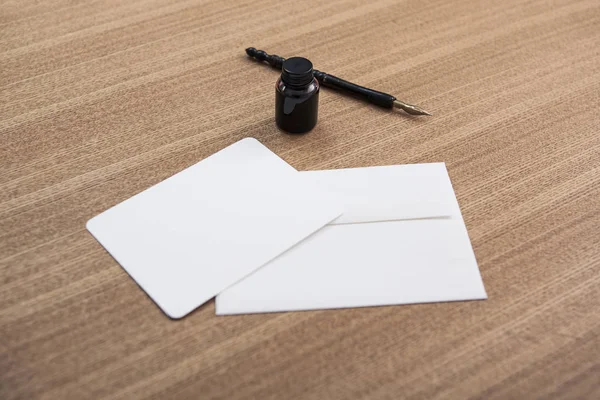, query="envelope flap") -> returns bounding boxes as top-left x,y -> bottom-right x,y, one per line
300,163 -> 456,225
